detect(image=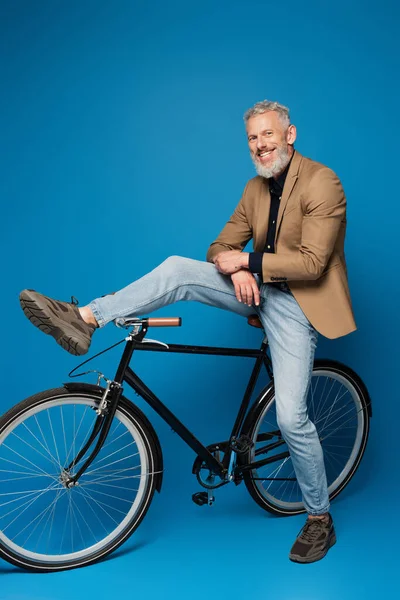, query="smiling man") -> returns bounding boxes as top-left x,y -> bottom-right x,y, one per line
20,99 -> 355,563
